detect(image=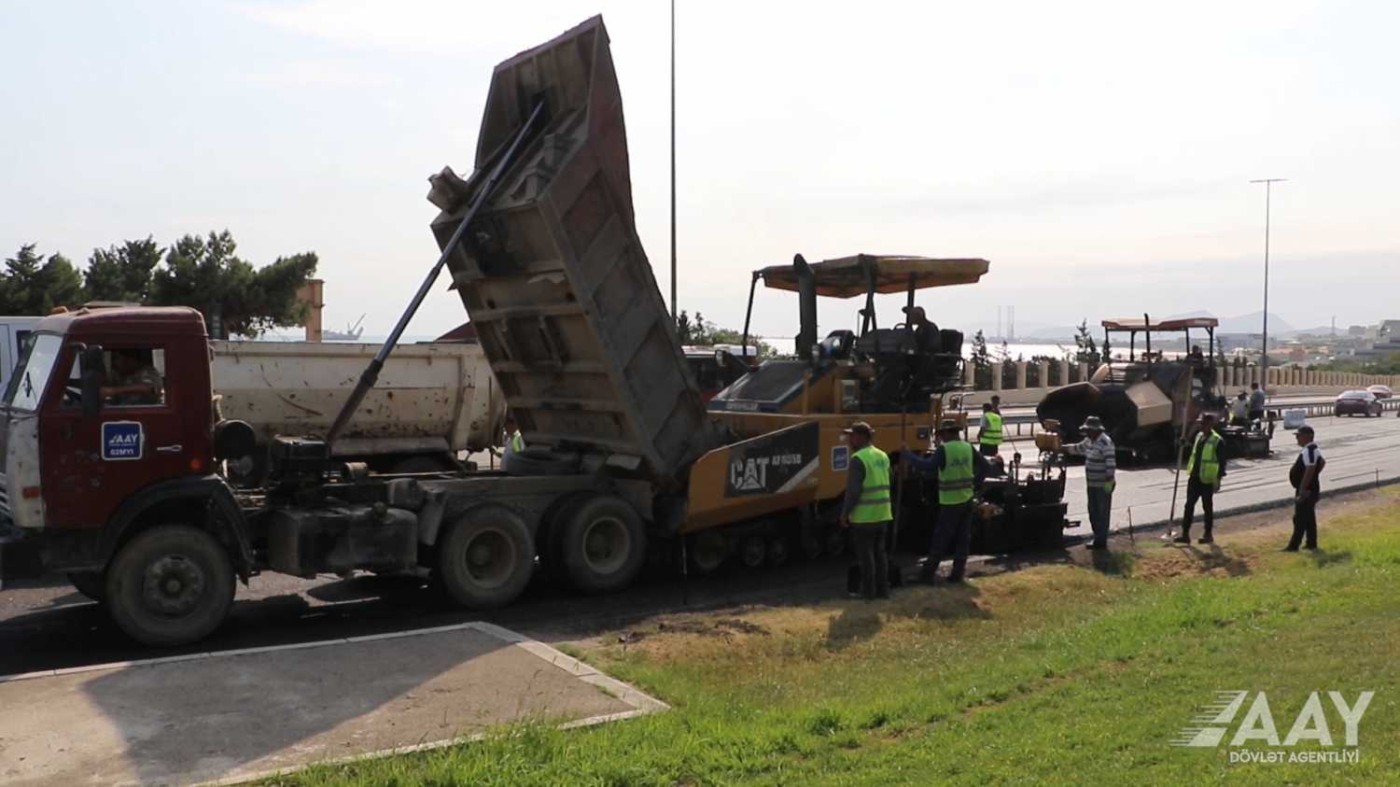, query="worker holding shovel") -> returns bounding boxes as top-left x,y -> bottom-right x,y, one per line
1175,413 -> 1226,545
